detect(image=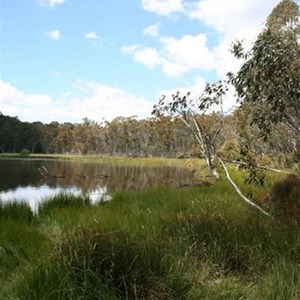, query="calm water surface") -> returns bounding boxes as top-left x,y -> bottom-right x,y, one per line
0,158 -> 193,211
